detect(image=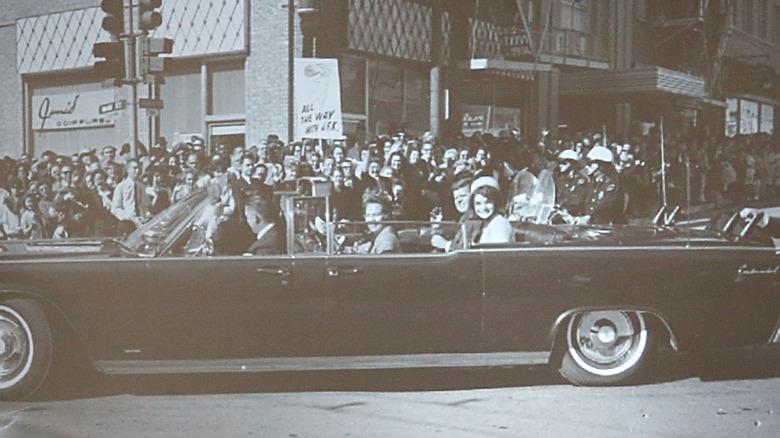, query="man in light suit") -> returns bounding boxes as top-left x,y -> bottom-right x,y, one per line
111,159 -> 150,226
